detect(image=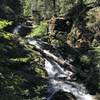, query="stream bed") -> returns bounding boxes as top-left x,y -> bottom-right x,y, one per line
28,38 -> 93,100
